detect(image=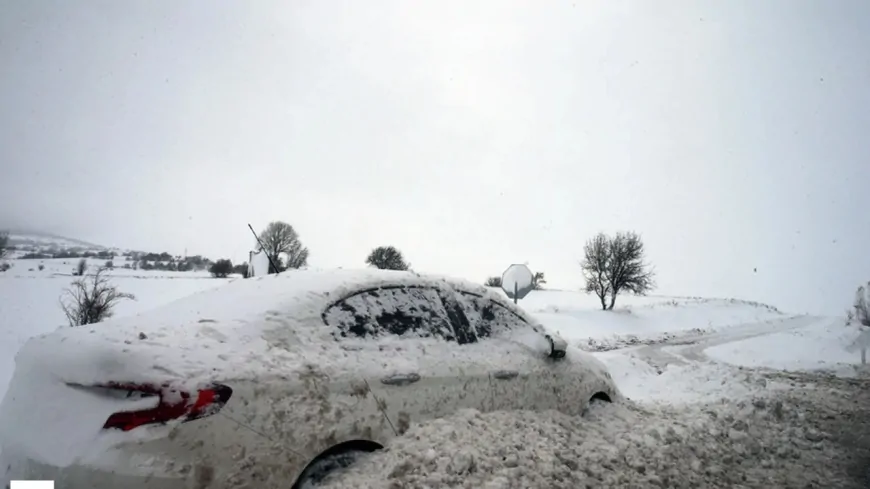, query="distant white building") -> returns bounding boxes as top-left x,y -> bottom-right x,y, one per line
247,250 -> 271,277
